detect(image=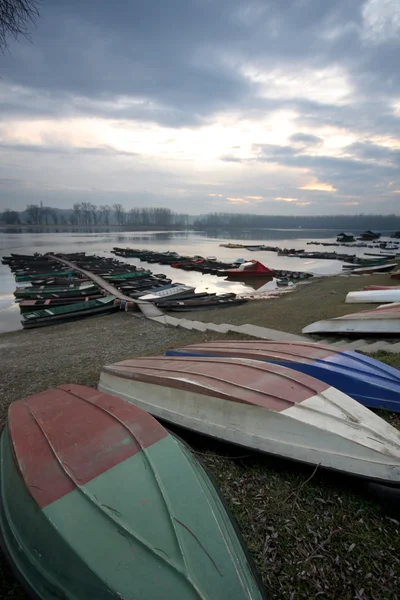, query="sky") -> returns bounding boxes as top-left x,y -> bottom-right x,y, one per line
1,0 -> 400,215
